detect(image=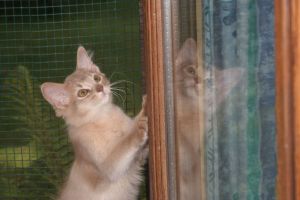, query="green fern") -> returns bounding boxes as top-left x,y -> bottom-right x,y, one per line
0,66 -> 73,199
